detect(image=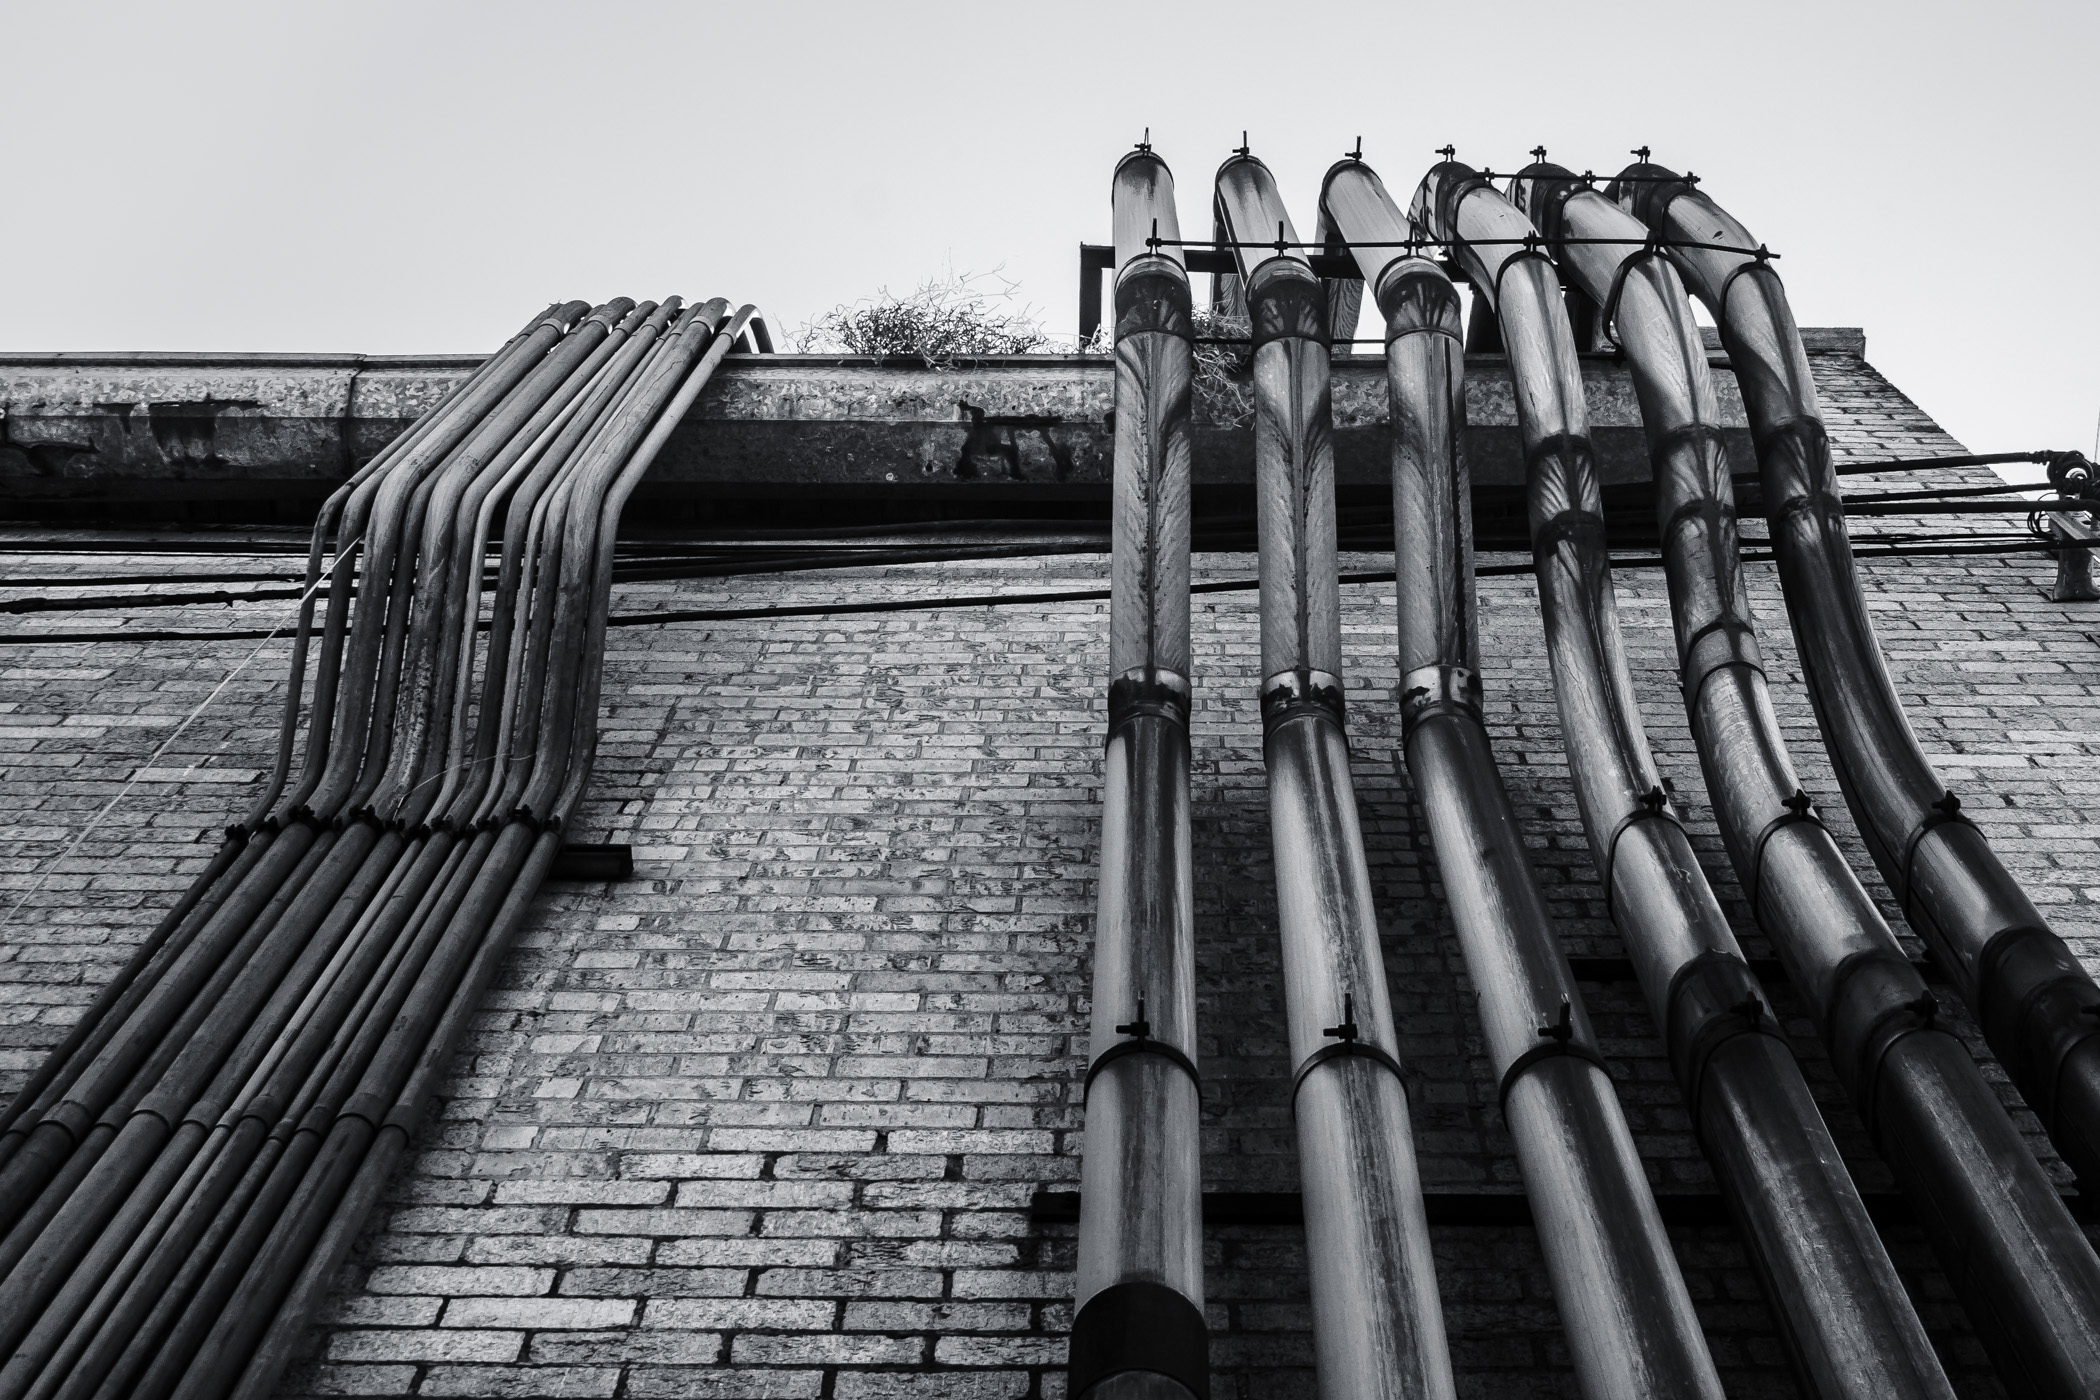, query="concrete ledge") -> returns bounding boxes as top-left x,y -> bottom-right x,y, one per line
0,333 -> 1865,520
